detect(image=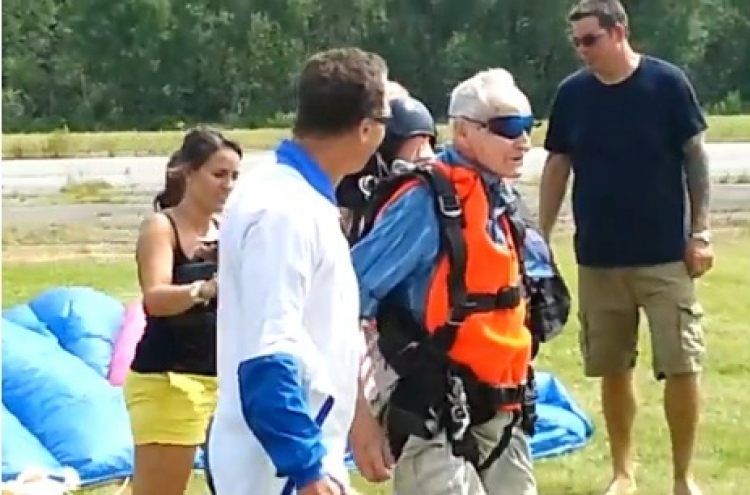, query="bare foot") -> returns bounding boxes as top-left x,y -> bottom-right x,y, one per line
673,478 -> 702,495
604,476 -> 637,495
